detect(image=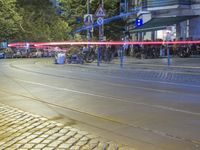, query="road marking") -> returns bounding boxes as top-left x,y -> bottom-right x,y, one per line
94,72 -> 200,88
15,78 -> 200,116
7,63 -> 200,97
126,77 -> 200,88
129,63 -> 200,69
11,62 -> 200,89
